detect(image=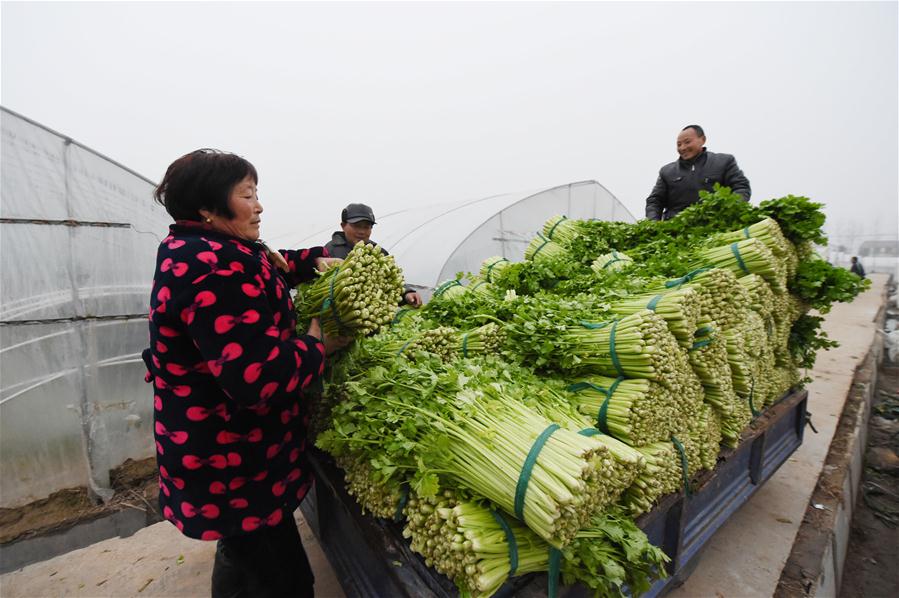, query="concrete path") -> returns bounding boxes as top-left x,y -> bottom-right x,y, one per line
0,510 -> 345,598
1,275 -> 888,598
668,273 -> 890,598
